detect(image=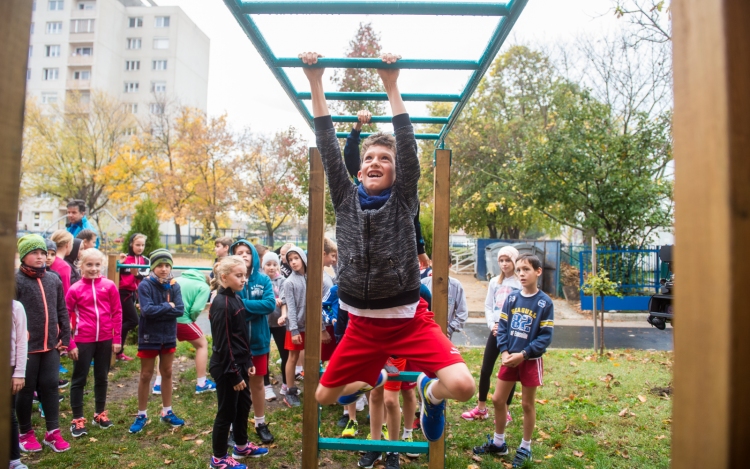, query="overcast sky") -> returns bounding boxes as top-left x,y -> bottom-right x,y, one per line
159,0 -> 622,142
